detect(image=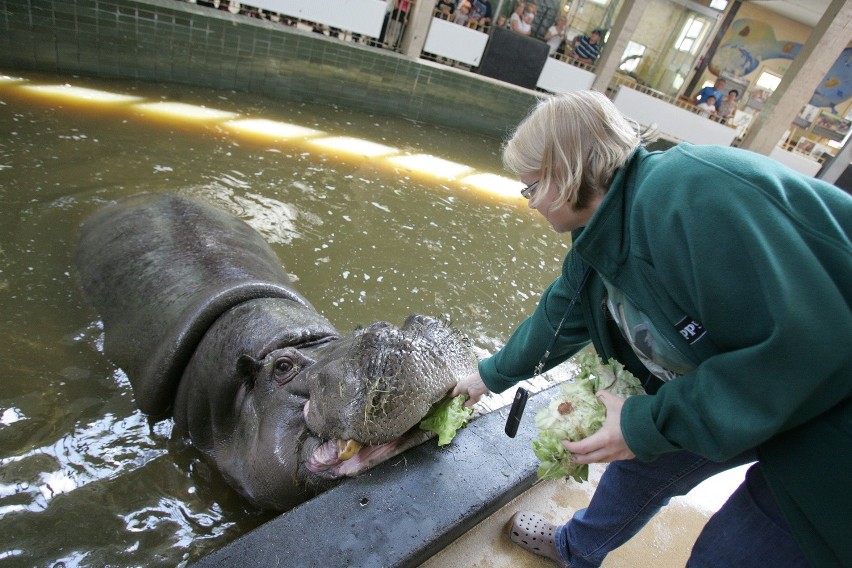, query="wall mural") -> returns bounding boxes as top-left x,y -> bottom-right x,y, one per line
708,19 -> 852,113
